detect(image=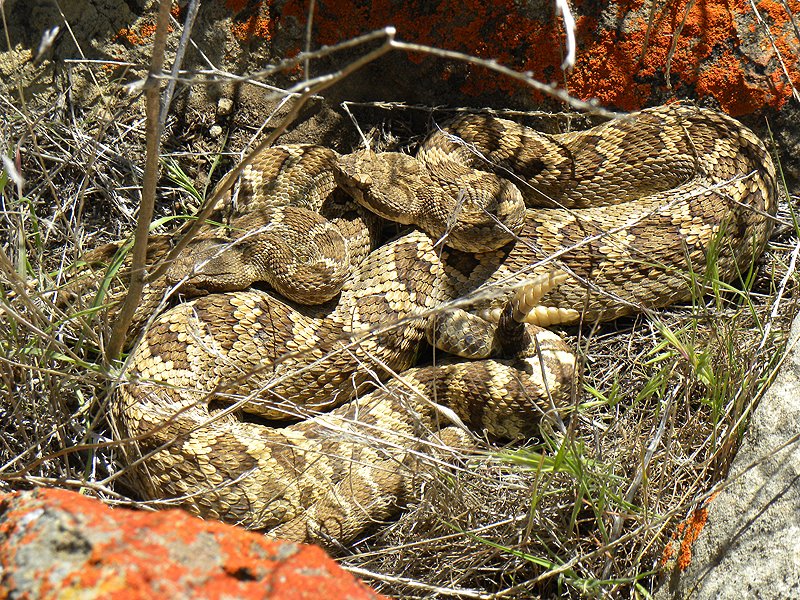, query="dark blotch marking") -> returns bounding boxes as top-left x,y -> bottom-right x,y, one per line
147,321 -> 189,370
268,433 -> 309,479
444,249 -> 484,281
191,295 -> 242,353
